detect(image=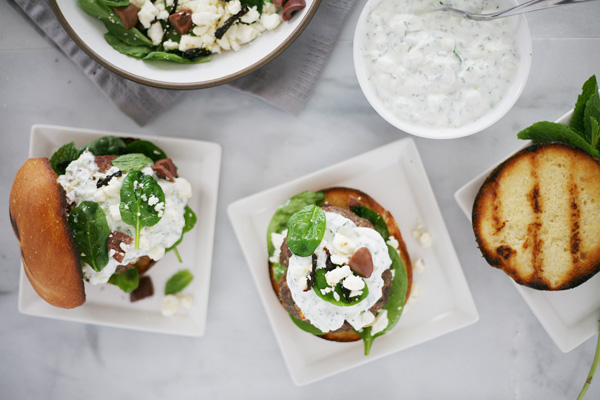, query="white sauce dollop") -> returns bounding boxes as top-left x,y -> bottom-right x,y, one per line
58,151 -> 192,285
286,212 -> 392,333
361,0 -> 520,129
